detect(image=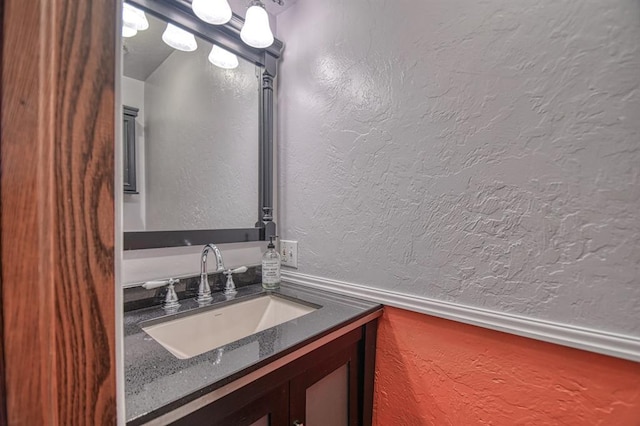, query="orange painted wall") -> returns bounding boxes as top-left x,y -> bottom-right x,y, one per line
373,307 -> 640,425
